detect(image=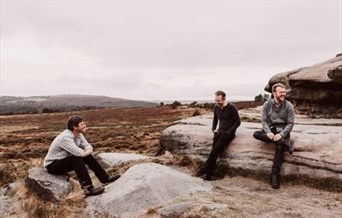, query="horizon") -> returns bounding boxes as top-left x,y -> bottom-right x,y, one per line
0,93 -> 257,103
